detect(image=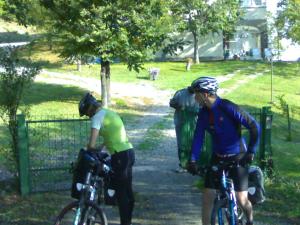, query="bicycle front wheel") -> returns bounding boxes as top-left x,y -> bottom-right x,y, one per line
54,201 -> 108,225
211,199 -> 238,225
